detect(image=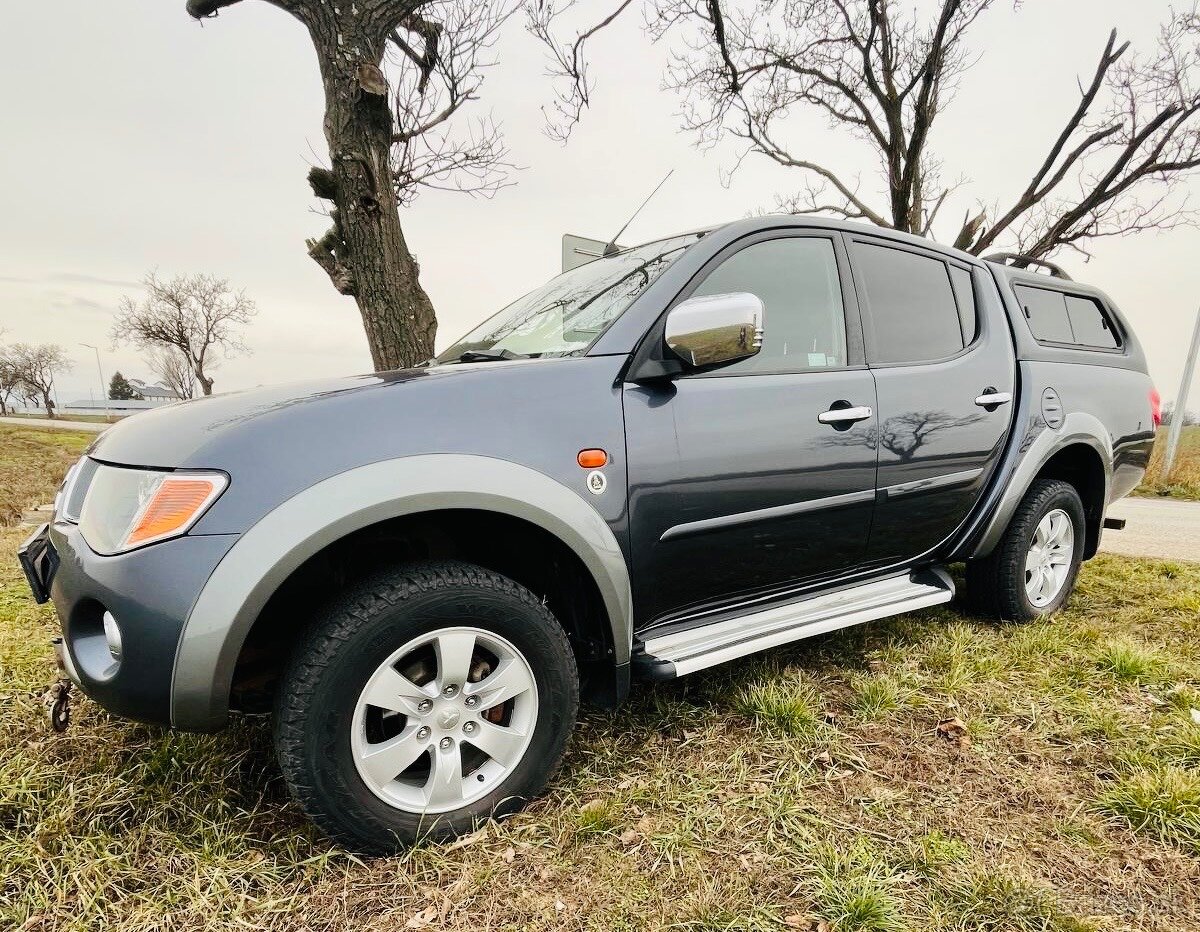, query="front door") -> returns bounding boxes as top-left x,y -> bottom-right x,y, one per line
623,231 -> 879,627
846,235 -> 1016,565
